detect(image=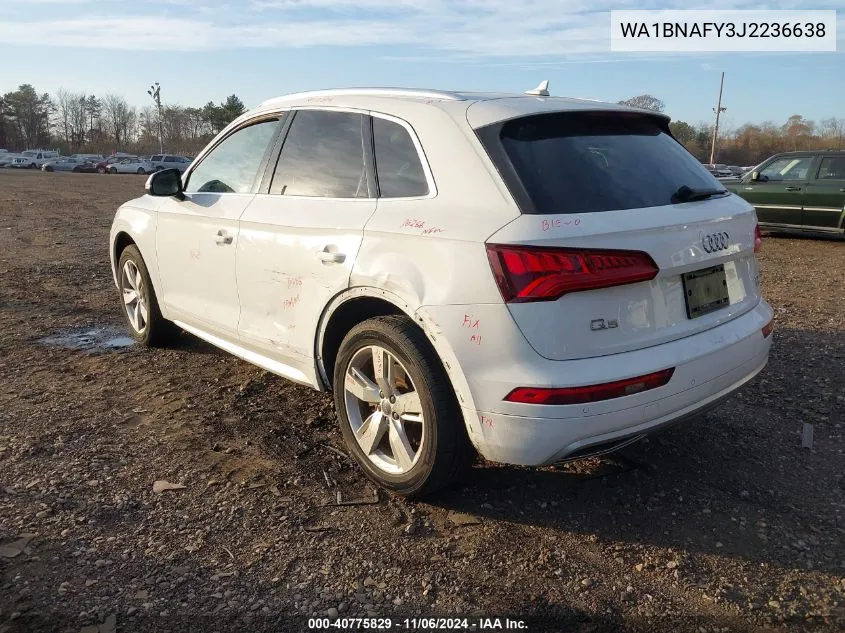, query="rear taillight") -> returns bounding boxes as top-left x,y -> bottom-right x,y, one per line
762,319 -> 774,338
505,368 -> 675,406
754,224 -> 763,253
486,244 -> 658,303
